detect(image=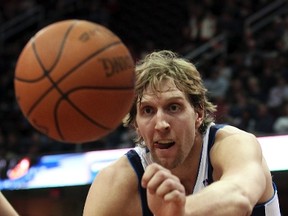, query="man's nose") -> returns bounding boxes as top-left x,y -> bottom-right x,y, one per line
154,111 -> 170,131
